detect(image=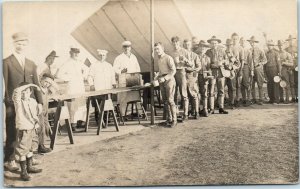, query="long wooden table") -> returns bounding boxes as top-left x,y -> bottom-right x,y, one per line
48,86 -> 150,149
